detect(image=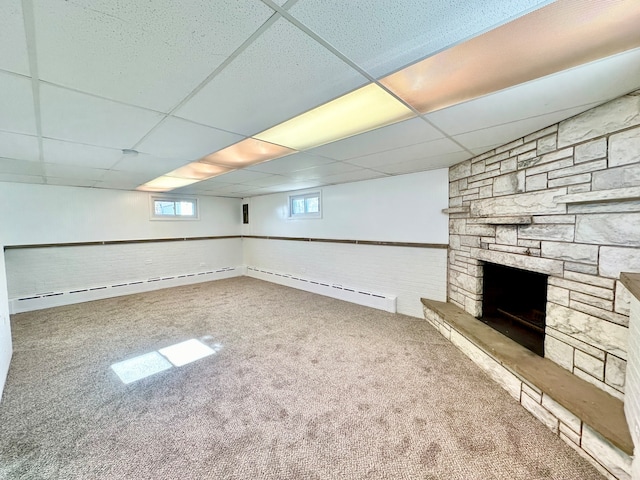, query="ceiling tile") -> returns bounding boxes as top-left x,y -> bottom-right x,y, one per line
452,103 -> 601,152
256,180 -> 325,194
245,153 -> 334,175
317,169 -> 388,185
96,170 -> 157,189
0,173 -> 44,185
40,84 -> 164,148
93,180 -> 143,191
0,72 -> 37,135
308,117 -> 443,161
468,144 -> 504,156
345,137 -> 465,169
377,151 -> 470,175
176,17 -> 367,136
0,131 -> 39,161
205,183 -> 257,195
217,187 -> 271,198
33,0 -> 275,112
45,177 -> 96,188
0,158 -> 44,176
136,116 -> 244,160
44,164 -> 108,181
214,169 -> 274,184
288,0 -> 551,78
42,138 -> 123,169
288,161 -> 362,181
426,48 -> 640,136
109,154 -> 188,176
0,1 -> 30,75
181,178 -> 235,191
238,174 -> 289,188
